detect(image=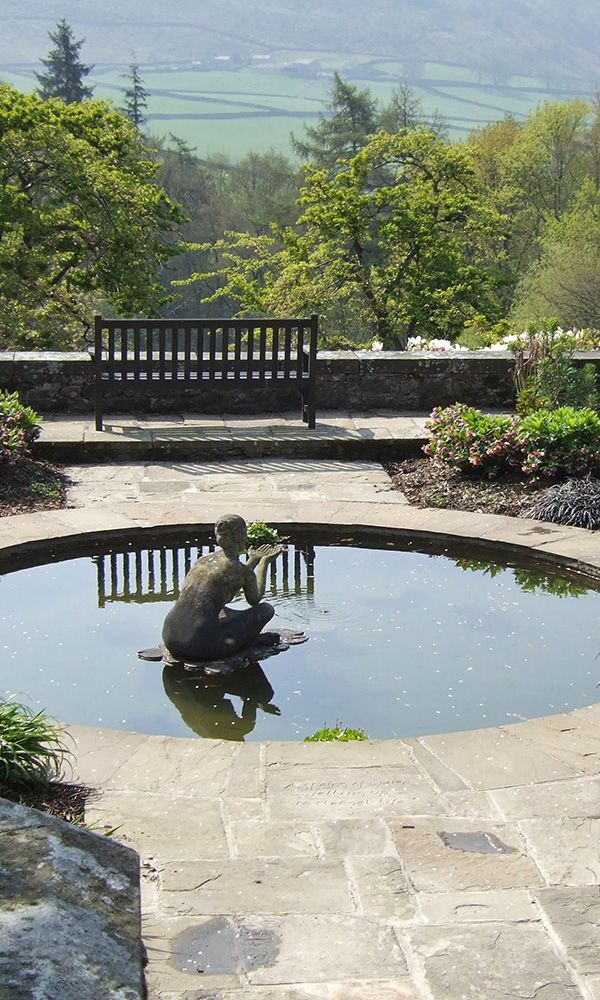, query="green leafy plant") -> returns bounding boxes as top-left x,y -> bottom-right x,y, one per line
319,332 -> 370,350
0,391 -> 41,466
424,404 -> 519,475
516,406 -> 600,478
305,722 -> 368,742
247,521 -> 281,548
0,699 -> 70,786
512,330 -> 598,416
27,479 -> 62,501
